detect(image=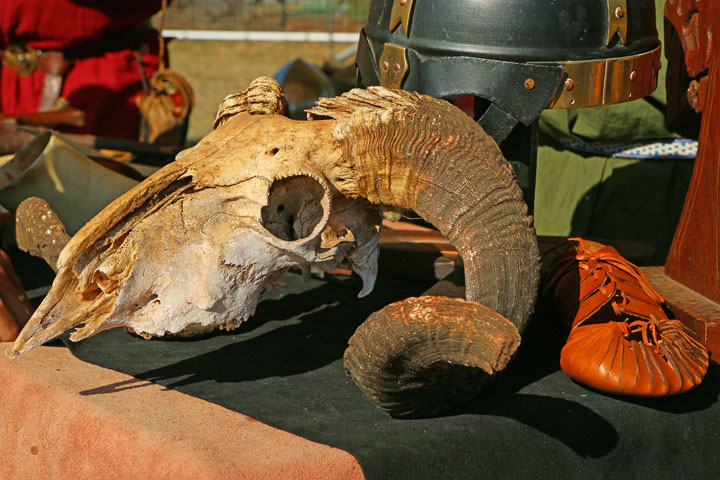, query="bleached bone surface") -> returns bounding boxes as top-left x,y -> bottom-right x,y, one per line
9,79 -> 381,357
85,174 -> 379,338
